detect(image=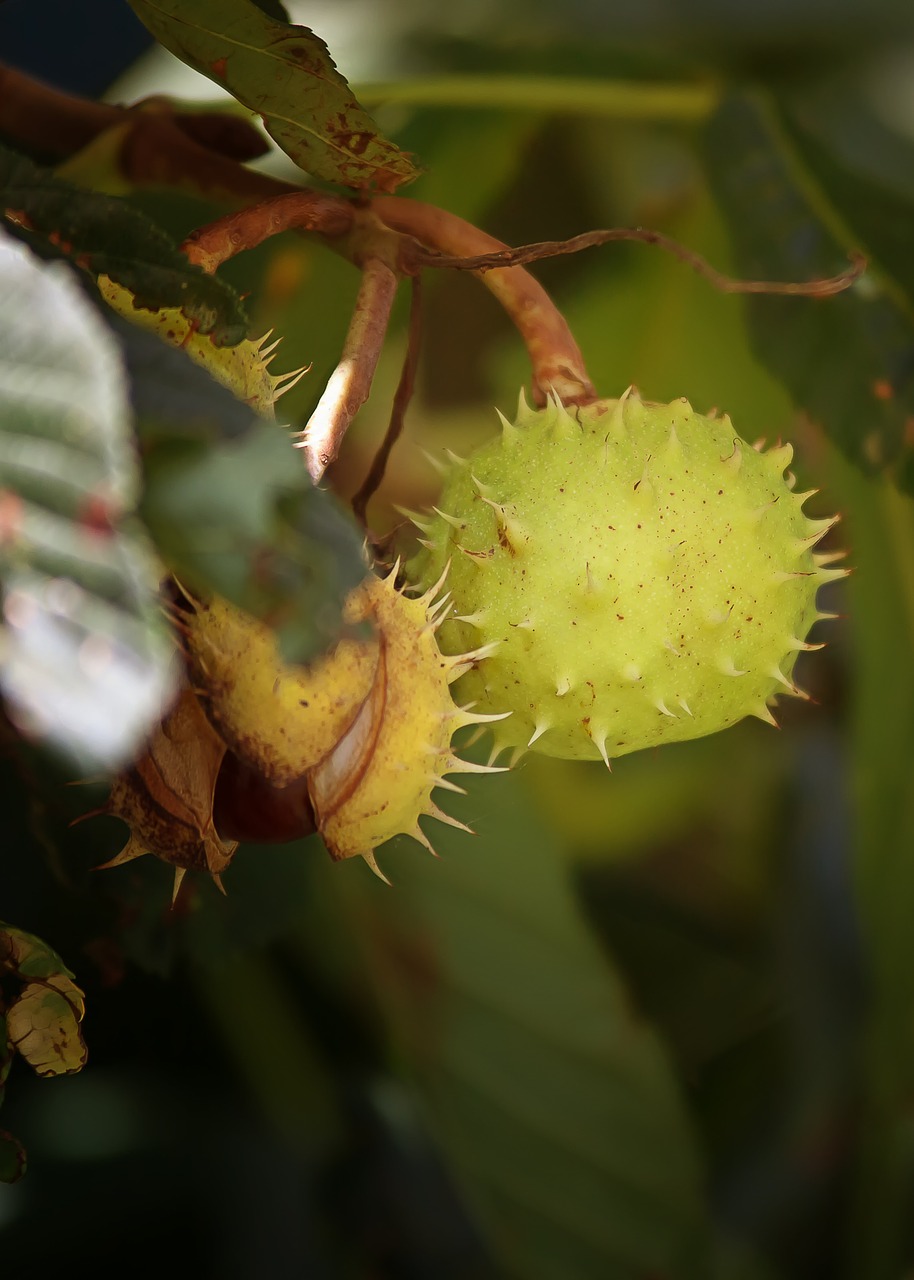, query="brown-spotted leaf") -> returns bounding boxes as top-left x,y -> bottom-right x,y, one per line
0,929 -> 86,1075
1,143 -> 249,346
128,0 -> 419,191
6,981 -> 88,1078
0,931 -> 87,1177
